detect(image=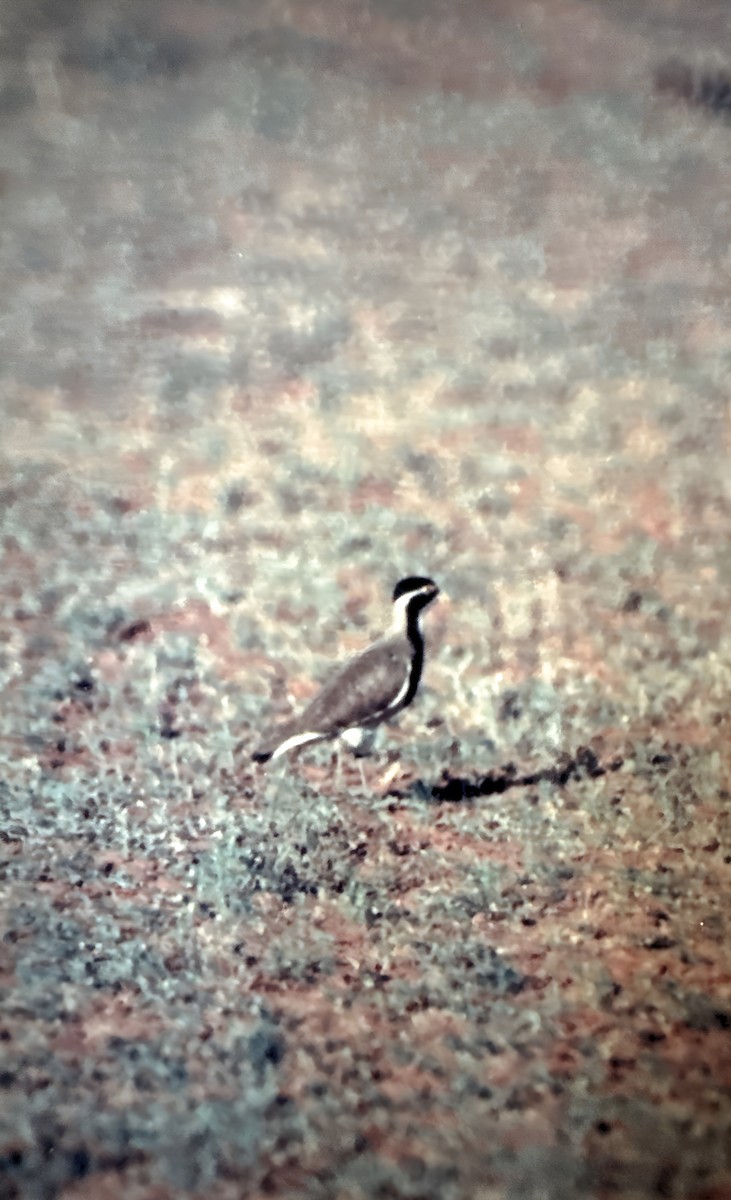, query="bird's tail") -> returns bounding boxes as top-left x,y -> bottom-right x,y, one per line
250,718 -> 303,764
